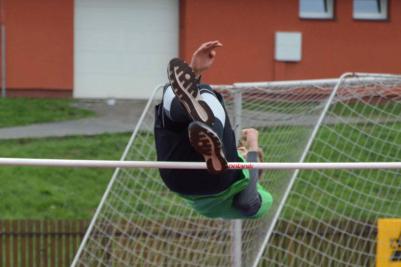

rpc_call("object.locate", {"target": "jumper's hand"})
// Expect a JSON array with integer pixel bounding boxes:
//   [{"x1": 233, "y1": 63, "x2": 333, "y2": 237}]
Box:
[
  {"x1": 190, "y1": 40, "x2": 223, "y2": 78},
  {"x1": 239, "y1": 128, "x2": 265, "y2": 179},
  {"x1": 241, "y1": 128, "x2": 259, "y2": 151}
]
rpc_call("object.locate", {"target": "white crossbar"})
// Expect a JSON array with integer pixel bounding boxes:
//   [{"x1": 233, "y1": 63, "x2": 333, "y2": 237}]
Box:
[{"x1": 1, "y1": 158, "x2": 401, "y2": 170}]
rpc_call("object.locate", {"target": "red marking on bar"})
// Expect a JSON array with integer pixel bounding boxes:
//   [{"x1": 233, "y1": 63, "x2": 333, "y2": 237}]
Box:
[{"x1": 228, "y1": 163, "x2": 254, "y2": 169}]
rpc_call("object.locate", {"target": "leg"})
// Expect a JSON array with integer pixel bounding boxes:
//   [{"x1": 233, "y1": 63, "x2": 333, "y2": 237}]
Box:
[
  {"x1": 162, "y1": 84, "x2": 226, "y2": 139},
  {"x1": 166, "y1": 58, "x2": 229, "y2": 173},
  {"x1": 172, "y1": 84, "x2": 228, "y2": 173},
  {"x1": 162, "y1": 85, "x2": 192, "y2": 123},
  {"x1": 233, "y1": 151, "x2": 262, "y2": 217},
  {"x1": 188, "y1": 121, "x2": 227, "y2": 174},
  {"x1": 167, "y1": 58, "x2": 215, "y2": 125}
]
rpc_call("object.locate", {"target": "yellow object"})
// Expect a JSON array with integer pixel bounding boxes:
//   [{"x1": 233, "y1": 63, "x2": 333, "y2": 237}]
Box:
[{"x1": 377, "y1": 219, "x2": 401, "y2": 266}]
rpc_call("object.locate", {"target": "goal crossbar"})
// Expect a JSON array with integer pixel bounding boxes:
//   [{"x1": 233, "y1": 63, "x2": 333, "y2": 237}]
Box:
[{"x1": 1, "y1": 157, "x2": 401, "y2": 170}]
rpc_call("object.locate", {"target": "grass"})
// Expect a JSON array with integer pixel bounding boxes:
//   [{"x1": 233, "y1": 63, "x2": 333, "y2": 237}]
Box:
[
  {"x1": 0, "y1": 96, "x2": 400, "y2": 220},
  {"x1": 0, "y1": 98, "x2": 95, "y2": 128},
  {"x1": 244, "y1": 99, "x2": 318, "y2": 114},
  {"x1": 330, "y1": 100, "x2": 401, "y2": 118},
  {"x1": 281, "y1": 121, "x2": 401, "y2": 221},
  {"x1": 1, "y1": 120, "x2": 400, "y2": 220},
  {"x1": 244, "y1": 98, "x2": 401, "y2": 118},
  {"x1": 0, "y1": 133, "x2": 131, "y2": 219}
]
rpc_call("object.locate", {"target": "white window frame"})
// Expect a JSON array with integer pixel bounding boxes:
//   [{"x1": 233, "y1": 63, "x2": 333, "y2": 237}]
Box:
[
  {"x1": 353, "y1": 0, "x2": 388, "y2": 20},
  {"x1": 299, "y1": 0, "x2": 334, "y2": 19}
]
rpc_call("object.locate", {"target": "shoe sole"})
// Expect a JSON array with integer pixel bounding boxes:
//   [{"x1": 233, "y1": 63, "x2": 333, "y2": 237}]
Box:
[
  {"x1": 168, "y1": 58, "x2": 214, "y2": 125},
  {"x1": 188, "y1": 122, "x2": 228, "y2": 174}
]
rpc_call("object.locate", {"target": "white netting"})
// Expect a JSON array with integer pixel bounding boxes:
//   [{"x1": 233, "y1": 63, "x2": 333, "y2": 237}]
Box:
[
  {"x1": 72, "y1": 74, "x2": 401, "y2": 267},
  {"x1": 259, "y1": 74, "x2": 401, "y2": 267}
]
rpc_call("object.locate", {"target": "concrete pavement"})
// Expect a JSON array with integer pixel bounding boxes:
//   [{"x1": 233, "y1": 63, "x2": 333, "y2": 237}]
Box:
[
  {"x1": 1, "y1": 98, "x2": 397, "y2": 140},
  {"x1": 0, "y1": 99, "x2": 148, "y2": 140}
]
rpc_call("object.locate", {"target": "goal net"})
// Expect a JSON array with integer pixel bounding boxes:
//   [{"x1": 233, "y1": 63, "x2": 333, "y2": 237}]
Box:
[{"x1": 71, "y1": 73, "x2": 401, "y2": 267}]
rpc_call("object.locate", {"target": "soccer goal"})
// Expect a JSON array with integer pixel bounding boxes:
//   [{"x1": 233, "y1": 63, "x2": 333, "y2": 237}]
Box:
[{"x1": 71, "y1": 73, "x2": 401, "y2": 267}]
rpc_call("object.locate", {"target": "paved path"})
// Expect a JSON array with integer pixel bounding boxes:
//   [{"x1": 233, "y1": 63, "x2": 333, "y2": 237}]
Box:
[
  {"x1": 1, "y1": 99, "x2": 398, "y2": 140},
  {"x1": 0, "y1": 99, "x2": 147, "y2": 140}
]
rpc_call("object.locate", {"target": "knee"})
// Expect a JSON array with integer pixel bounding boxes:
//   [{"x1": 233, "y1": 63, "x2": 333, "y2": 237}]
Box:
[{"x1": 233, "y1": 194, "x2": 262, "y2": 217}]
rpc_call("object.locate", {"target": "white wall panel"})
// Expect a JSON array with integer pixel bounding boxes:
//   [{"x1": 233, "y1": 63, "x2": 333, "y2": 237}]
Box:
[{"x1": 74, "y1": 0, "x2": 178, "y2": 98}]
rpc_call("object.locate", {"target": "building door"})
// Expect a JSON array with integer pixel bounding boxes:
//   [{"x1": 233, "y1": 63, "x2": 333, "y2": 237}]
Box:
[{"x1": 74, "y1": 0, "x2": 178, "y2": 99}]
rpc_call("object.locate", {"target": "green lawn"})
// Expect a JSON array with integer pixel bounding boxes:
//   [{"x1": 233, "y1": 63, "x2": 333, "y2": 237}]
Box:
[
  {"x1": 244, "y1": 98, "x2": 401, "y2": 117},
  {"x1": 0, "y1": 98, "x2": 94, "y2": 128},
  {"x1": 0, "y1": 133, "x2": 131, "y2": 219},
  {"x1": 0, "y1": 120, "x2": 400, "y2": 220},
  {"x1": 0, "y1": 96, "x2": 400, "y2": 220},
  {"x1": 281, "y1": 122, "x2": 401, "y2": 221}
]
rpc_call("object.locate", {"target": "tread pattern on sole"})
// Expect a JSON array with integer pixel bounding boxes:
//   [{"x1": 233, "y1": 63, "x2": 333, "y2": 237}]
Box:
[
  {"x1": 167, "y1": 58, "x2": 214, "y2": 125},
  {"x1": 188, "y1": 122, "x2": 227, "y2": 174}
]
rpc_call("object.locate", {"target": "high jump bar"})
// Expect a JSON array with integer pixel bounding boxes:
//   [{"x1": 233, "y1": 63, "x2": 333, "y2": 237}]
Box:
[{"x1": 0, "y1": 158, "x2": 401, "y2": 170}]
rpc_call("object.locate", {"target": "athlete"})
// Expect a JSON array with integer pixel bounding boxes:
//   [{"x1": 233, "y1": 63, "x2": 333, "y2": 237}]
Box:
[{"x1": 154, "y1": 41, "x2": 272, "y2": 219}]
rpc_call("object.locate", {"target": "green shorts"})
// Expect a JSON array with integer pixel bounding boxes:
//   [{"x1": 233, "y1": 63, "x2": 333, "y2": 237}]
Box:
[{"x1": 179, "y1": 161, "x2": 273, "y2": 219}]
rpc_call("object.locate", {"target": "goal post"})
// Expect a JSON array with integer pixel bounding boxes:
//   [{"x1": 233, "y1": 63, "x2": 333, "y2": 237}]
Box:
[
  {"x1": 258, "y1": 73, "x2": 401, "y2": 266},
  {"x1": 70, "y1": 73, "x2": 401, "y2": 267}
]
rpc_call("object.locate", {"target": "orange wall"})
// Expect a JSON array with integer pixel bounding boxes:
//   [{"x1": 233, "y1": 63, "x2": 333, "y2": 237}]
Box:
[
  {"x1": 180, "y1": 0, "x2": 401, "y2": 84},
  {"x1": 4, "y1": 0, "x2": 73, "y2": 91}
]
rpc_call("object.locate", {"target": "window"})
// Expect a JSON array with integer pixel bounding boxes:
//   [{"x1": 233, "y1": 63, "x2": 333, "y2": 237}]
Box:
[
  {"x1": 299, "y1": 0, "x2": 334, "y2": 19},
  {"x1": 353, "y1": 0, "x2": 388, "y2": 20}
]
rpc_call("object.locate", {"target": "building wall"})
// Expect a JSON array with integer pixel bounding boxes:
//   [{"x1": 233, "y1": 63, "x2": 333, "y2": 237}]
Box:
[
  {"x1": 4, "y1": 0, "x2": 73, "y2": 96},
  {"x1": 2, "y1": 1, "x2": 401, "y2": 97},
  {"x1": 180, "y1": 0, "x2": 401, "y2": 84}
]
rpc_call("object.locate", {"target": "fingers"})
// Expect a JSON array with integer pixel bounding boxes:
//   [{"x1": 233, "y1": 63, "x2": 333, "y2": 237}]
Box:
[
  {"x1": 241, "y1": 128, "x2": 259, "y2": 151},
  {"x1": 209, "y1": 50, "x2": 216, "y2": 58},
  {"x1": 195, "y1": 40, "x2": 223, "y2": 54},
  {"x1": 242, "y1": 128, "x2": 258, "y2": 136},
  {"x1": 207, "y1": 40, "x2": 223, "y2": 48},
  {"x1": 192, "y1": 41, "x2": 223, "y2": 62},
  {"x1": 206, "y1": 41, "x2": 223, "y2": 51},
  {"x1": 240, "y1": 129, "x2": 247, "y2": 138}
]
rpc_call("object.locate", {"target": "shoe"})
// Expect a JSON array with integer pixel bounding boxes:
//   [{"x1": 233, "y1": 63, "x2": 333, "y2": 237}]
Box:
[
  {"x1": 188, "y1": 121, "x2": 228, "y2": 174},
  {"x1": 167, "y1": 58, "x2": 214, "y2": 125}
]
